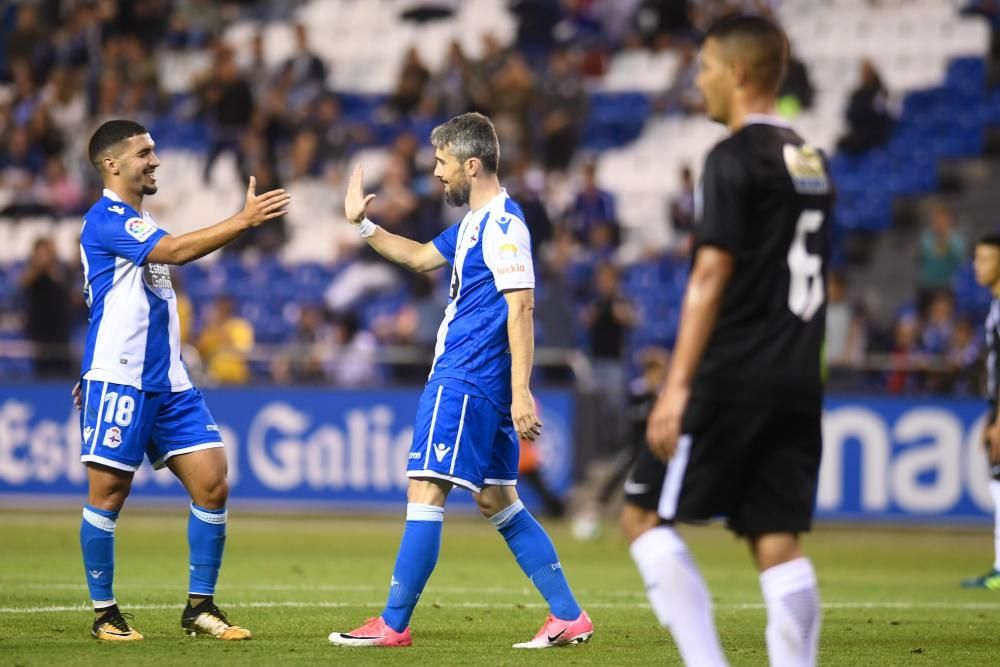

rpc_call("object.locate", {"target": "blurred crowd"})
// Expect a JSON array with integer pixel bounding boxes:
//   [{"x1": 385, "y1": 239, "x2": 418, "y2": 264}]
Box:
[{"x1": 0, "y1": 0, "x2": 991, "y2": 404}]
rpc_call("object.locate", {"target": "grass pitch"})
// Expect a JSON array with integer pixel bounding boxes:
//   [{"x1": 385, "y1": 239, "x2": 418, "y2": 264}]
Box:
[{"x1": 1, "y1": 508, "x2": 997, "y2": 665}]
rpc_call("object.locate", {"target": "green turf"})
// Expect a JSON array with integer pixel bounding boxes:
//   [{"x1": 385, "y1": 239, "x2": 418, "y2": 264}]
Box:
[{"x1": 1, "y1": 508, "x2": 997, "y2": 665}]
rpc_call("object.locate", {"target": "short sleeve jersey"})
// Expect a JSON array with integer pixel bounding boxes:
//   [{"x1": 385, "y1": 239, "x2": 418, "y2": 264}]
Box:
[
  {"x1": 429, "y1": 189, "x2": 535, "y2": 411},
  {"x1": 80, "y1": 188, "x2": 191, "y2": 392},
  {"x1": 692, "y1": 116, "x2": 833, "y2": 413}
]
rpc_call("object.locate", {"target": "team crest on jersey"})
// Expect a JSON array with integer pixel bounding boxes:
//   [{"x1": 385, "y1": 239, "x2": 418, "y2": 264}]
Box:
[
  {"x1": 125, "y1": 217, "x2": 158, "y2": 242},
  {"x1": 103, "y1": 426, "x2": 123, "y2": 448},
  {"x1": 143, "y1": 263, "x2": 174, "y2": 299},
  {"x1": 467, "y1": 223, "x2": 481, "y2": 247},
  {"x1": 783, "y1": 144, "x2": 830, "y2": 195}
]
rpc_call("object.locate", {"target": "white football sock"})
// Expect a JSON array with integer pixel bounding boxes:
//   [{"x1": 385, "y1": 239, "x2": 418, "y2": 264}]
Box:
[
  {"x1": 990, "y1": 480, "x2": 1000, "y2": 571},
  {"x1": 629, "y1": 526, "x2": 728, "y2": 667},
  {"x1": 759, "y1": 557, "x2": 820, "y2": 667}
]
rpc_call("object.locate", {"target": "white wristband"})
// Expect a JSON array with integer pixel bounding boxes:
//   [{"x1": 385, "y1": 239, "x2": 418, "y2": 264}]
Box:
[{"x1": 354, "y1": 217, "x2": 377, "y2": 238}]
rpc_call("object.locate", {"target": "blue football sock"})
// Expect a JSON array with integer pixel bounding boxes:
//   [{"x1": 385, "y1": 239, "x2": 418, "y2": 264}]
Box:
[
  {"x1": 381, "y1": 503, "x2": 444, "y2": 632},
  {"x1": 188, "y1": 504, "x2": 227, "y2": 596},
  {"x1": 80, "y1": 505, "x2": 118, "y2": 607},
  {"x1": 491, "y1": 500, "x2": 582, "y2": 620}
]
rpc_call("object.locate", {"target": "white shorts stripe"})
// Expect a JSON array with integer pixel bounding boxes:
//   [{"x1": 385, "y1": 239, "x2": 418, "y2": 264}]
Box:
[
  {"x1": 423, "y1": 385, "x2": 444, "y2": 470},
  {"x1": 151, "y1": 442, "x2": 224, "y2": 470},
  {"x1": 657, "y1": 434, "x2": 692, "y2": 520},
  {"x1": 407, "y1": 469, "x2": 481, "y2": 493},
  {"x1": 483, "y1": 478, "x2": 517, "y2": 486},
  {"x1": 79, "y1": 454, "x2": 138, "y2": 473},
  {"x1": 89, "y1": 381, "x2": 109, "y2": 456},
  {"x1": 449, "y1": 394, "x2": 470, "y2": 476}
]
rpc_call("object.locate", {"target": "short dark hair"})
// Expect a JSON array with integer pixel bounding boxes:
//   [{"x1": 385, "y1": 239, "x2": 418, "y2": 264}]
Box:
[
  {"x1": 430, "y1": 112, "x2": 500, "y2": 173},
  {"x1": 705, "y1": 14, "x2": 788, "y2": 93},
  {"x1": 88, "y1": 119, "x2": 149, "y2": 169},
  {"x1": 978, "y1": 233, "x2": 1000, "y2": 249}
]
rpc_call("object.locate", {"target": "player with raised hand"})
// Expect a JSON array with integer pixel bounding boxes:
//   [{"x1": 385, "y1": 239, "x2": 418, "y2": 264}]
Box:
[
  {"x1": 327, "y1": 112, "x2": 592, "y2": 649},
  {"x1": 625, "y1": 15, "x2": 832, "y2": 666},
  {"x1": 74, "y1": 119, "x2": 289, "y2": 641}
]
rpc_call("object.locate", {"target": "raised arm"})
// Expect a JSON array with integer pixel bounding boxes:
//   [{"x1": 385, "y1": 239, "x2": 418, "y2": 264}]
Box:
[
  {"x1": 505, "y1": 287, "x2": 542, "y2": 441},
  {"x1": 345, "y1": 164, "x2": 447, "y2": 273},
  {"x1": 146, "y1": 177, "x2": 290, "y2": 265}
]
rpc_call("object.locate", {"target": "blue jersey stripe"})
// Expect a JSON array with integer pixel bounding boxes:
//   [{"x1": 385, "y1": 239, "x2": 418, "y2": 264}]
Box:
[{"x1": 142, "y1": 288, "x2": 171, "y2": 386}]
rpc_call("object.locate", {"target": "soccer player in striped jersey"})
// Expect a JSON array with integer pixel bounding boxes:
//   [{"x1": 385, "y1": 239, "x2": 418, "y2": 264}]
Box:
[
  {"x1": 74, "y1": 119, "x2": 289, "y2": 640},
  {"x1": 327, "y1": 113, "x2": 592, "y2": 649},
  {"x1": 964, "y1": 235, "x2": 1000, "y2": 589}
]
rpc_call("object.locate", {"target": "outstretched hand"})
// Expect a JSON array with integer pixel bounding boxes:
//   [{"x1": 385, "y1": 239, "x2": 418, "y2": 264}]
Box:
[
  {"x1": 345, "y1": 164, "x2": 376, "y2": 224},
  {"x1": 241, "y1": 176, "x2": 291, "y2": 227}
]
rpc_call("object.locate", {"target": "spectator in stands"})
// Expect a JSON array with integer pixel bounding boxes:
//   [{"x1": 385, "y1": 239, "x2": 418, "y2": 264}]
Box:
[
  {"x1": 825, "y1": 271, "x2": 867, "y2": 368},
  {"x1": 200, "y1": 48, "x2": 254, "y2": 184},
  {"x1": 310, "y1": 92, "x2": 354, "y2": 167},
  {"x1": 34, "y1": 156, "x2": 86, "y2": 216},
  {"x1": 488, "y1": 51, "x2": 537, "y2": 156},
  {"x1": 920, "y1": 291, "x2": 957, "y2": 356},
  {"x1": 272, "y1": 304, "x2": 332, "y2": 384},
  {"x1": 778, "y1": 48, "x2": 814, "y2": 116},
  {"x1": 5, "y1": 4, "x2": 50, "y2": 81},
  {"x1": 387, "y1": 47, "x2": 431, "y2": 118},
  {"x1": 366, "y1": 155, "x2": 420, "y2": 233},
  {"x1": 507, "y1": 159, "x2": 554, "y2": 249},
  {"x1": 948, "y1": 317, "x2": 982, "y2": 396},
  {"x1": 581, "y1": 262, "x2": 636, "y2": 475},
  {"x1": 886, "y1": 312, "x2": 924, "y2": 395},
  {"x1": 426, "y1": 41, "x2": 473, "y2": 119},
  {"x1": 0, "y1": 125, "x2": 48, "y2": 217},
  {"x1": 328, "y1": 311, "x2": 379, "y2": 387},
  {"x1": 40, "y1": 68, "x2": 86, "y2": 150},
  {"x1": 669, "y1": 164, "x2": 696, "y2": 241},
  {"x1": 837, "y1": 58, "x2": 893, "y2": 155},
  {"x1": 20, "y1": 237, "x2": 73, "y2": 377},
  {"x1": 280, "y1": 23, "x2": 328, "y2": 109},
  {"x1": 661, "y1": 39, "x2": 703, "y2": 115},
  {"x1": 509, "y1": 0, "x2": 563, "y2": 62},
  {"x1": 634, "y1": 0, "x2": 694, "y2": 44},
  {"x1": 918, "y1": 201, "x2": 967, "y2": 308},
  {"x1": 196, "y1": 296, "x2": 254, "y2": 385},
  {"x1": 536, "y1": 47, "x2": 587, "y2": 171},
  {"x1": 567, "y1": 161, "x2": 618, "y2": 248}
]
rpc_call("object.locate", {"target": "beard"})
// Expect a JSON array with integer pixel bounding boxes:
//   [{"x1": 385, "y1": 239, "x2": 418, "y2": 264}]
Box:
[
  {"x1": 141, "y1": 183, "x2": 158, "y2": 195},
  {"x1": 443, "y1": 177, "x2": 471, "y2": 207}
]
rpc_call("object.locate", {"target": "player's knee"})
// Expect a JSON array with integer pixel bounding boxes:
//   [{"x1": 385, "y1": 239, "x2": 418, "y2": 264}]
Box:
[
  {"x1": 620, "y1": 504, "x2": 660, "y2": 544},
  {"x1": 196, "y1": 476, "x2": 229, "y2": 509}
]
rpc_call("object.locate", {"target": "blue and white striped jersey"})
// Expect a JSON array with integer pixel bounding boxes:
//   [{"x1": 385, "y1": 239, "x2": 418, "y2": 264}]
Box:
[
  {"x1": 80, "y1": 188, "x2": 192, "y2": 392},
  {"x1": 429, "y1": 189, "x2": 535, "y2": 411}
]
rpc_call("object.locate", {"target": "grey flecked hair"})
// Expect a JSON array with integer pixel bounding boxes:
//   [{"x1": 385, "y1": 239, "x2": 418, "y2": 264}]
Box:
[{"x1": 430, "y1": 112, "x2": 499, "y2": 173}]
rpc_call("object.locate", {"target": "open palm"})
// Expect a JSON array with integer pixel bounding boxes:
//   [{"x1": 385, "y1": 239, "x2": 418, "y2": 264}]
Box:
[{"x1": 345, "y1": 164, "x2": 376, "y2": 224}]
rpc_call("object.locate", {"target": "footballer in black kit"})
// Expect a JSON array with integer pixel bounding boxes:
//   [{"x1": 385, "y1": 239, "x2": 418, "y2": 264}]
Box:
[
  {"x1": 624, "y1": 15, "x2": 829, "y2": 666},
  {"x1": 624, "y1": 121, "x2": 832, "y2": 532}
]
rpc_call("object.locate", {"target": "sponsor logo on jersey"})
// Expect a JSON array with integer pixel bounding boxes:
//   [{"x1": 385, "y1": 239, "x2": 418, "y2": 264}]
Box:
[
  {"x1": 103, "y1": 426, "x2": 122, "y2": 448},
  {"x1": 783, "y1": 143, "x2": 830, "y2": 195},
  {"x1": 497, "y1": 215, "x2": 512, "y2": 234},
  {"x1": 206, "y1": 424, "x2": 220, "y2": 432},
  {"x1": 408, "y1": 451, "x2": 422, "y2": 460},
  {"x1": 142, "y1": 263, "x2": 174, "y2": 299},
  {"x1": 125, "y1": 216, "x2": 158, "y2": 242},
  {"x1": 108, "y1": 205, "x2": 125, "y2": 215},
  {"x1": 83, "y1": 426, "x2": 94, "y2": 443},
  {"x1": 499, "y1": 243, "x2": 518, "y2": 261},
  {"x1": 497, "y1": 264, "x2": 527, "y2": 275},
  {"x1": 433, "y1": 442, "x2": 451, "y2": 463}
]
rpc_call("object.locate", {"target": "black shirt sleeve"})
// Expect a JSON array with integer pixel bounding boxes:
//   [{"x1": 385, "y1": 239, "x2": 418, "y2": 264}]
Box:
[{"x1": 695, "y1": 143, "x2": 751, "y2": 253}]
